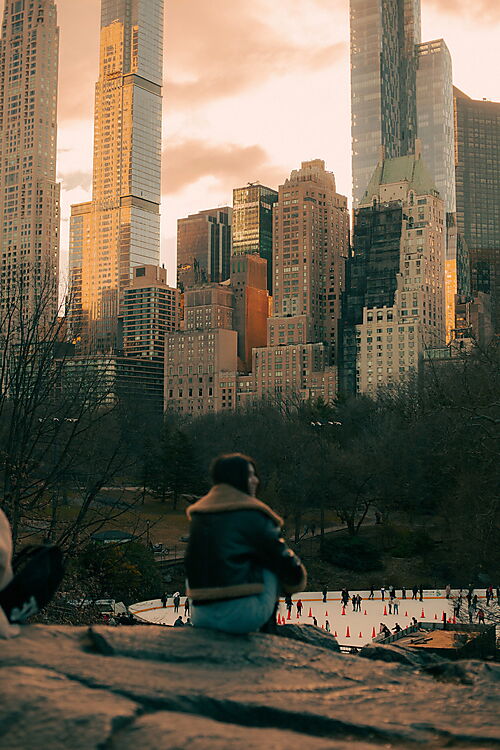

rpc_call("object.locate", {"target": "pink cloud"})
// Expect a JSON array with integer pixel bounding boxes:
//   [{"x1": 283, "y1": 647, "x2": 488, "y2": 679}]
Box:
[
  {"x1": 425, "y1": 0, "x2": 500, "y2": 22},
  {"x1": 166, "y1": 1, "x2": 345, "y2": 107},
  {"x1": 163, "y1": 140, "x2": 286, "y2": 196}
]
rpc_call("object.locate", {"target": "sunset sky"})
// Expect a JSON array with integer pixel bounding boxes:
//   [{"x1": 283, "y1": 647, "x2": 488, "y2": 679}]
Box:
[{"x1": 20, "y1": 0, "x2": 500, "y2": 285}]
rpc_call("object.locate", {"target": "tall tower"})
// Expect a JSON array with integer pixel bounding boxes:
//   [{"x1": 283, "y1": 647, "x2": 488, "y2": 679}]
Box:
[
  {"x1": 454, "y1": 88, "x2": 500, "y2": 333},
  {"x1": 350, "y1": 0, "x2": 420, "y2": 206},
  {"x1": 0, "y1": 0, "x2": 60, "y2": 320},
  {"x1": 416, "y1": 40, "x2": 455, "y2": 214},
  {"x1": 232, "y1": 183, "x2": 278, "y2": 294},
  {"x1": 252, "y1": 160, "x2": 349, "y2": 403},
  {"x1": 69, "y1": 0, "x2": 164, "y2": 351},
  {"x1": 270, "y1": 160, "x2": 349, "y2": 361}
]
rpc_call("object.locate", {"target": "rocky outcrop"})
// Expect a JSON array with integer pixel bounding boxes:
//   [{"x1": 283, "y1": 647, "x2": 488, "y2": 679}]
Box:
[{"x1": 1, "y1": 624, "x2": 499, "y2": 749}]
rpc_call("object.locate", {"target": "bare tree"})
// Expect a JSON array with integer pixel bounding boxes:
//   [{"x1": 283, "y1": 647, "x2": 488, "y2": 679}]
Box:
[{"x1": 0, "y1": 273, "x2": 141, "y2": 553}]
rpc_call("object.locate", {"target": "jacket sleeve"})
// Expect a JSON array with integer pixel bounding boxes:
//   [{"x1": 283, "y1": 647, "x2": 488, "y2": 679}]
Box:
[{"x1": 249, "y1": 514, "x2": 307, "y2": 594}]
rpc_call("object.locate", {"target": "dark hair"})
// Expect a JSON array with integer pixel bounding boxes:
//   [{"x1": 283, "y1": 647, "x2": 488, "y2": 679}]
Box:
[{"x1": 210, "y1": 453, "x2": 259, "y2": 494}]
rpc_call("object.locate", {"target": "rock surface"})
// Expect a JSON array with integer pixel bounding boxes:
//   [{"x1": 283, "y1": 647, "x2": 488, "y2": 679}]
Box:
[{"x1": 0, "y1": 624, "x2": 499, "y2": 749}]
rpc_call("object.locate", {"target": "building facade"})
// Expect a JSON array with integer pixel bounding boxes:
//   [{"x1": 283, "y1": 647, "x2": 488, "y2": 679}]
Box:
[
  {"x1": 164, "y1": 258, "x2": 271, "y2": 414},
  {"x1": 454, "y1": 87, "x2": 500, "y2": 332},
  {"x1": 350, "y1": 0, "x2": 420, "y2": 206},
  {"x1": 342, "y1": 151, "x2": 446, "y2": 396},
  {"x1": 69, "y1": 0, "x2": 164, "y2": 351},
  {"x1": 232, "y1": 183, "x2": 278, "y2": 293},
  {"x1": 0, "y1": 0, "x2": 60, "y2": 321},
  {"x1": 176, "y1": 207, "x2": 232, "y2": 291},
  {"x1": 164, "y1": 285, "x2": 238, "y2": 414},
  {"x1": 270, "y1": 160, "x2": 349, "y2": 363},
  {"x1": 251, "y1": 160, "x2": 349, "y2": 402},
  {"x1": 122, "y1": 264, "x2": 179, "y2": 361},
  {"x1": 416, "y1": 39, "x2": 455, "y2": 214},
  {"x1": 230, "y1": 254, "x2": 268, "y2": 372}
]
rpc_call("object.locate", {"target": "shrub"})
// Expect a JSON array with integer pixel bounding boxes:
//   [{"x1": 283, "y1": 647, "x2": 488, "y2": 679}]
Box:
[
  {"x1": 320, "y1": 536, "x2": 383, "y2": 572},
  {"x1": 383, "y1": 526, "x2": 434, "y2": 558}
]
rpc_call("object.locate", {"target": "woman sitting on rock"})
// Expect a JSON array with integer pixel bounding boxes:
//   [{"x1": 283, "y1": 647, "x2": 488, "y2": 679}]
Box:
[{"x1": 185, "y1": 453, "x2": 306, "y2": 634}]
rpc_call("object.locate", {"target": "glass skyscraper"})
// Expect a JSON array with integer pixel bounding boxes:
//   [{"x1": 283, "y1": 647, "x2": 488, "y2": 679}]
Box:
[
  {"x1": 454, "y1": 87, "x2": 500, "y2": 331},
  {"x1": 232, "y1": 183, "x2": 278, "y2": 293},
  {"x1": 177, "y1": 207, "x2": 232, "y2": 291},
  {"x1": 416, "y1": 40, "x2": 455, "y2": 214},
  {"x1": 69, "y1": 0, "x2": 164, "y2": 351},
  {"x1": 0, "y1": 0, "x2": 60, "y2": 320},
  {"x1": 350, "y1": 0, "x2": 420, "y2": 206}
]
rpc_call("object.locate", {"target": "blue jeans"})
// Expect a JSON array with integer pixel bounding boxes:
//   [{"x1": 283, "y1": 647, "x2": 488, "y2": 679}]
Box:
[{"x1": 190, "y1": 569, "x2": 279, "y2": 634}]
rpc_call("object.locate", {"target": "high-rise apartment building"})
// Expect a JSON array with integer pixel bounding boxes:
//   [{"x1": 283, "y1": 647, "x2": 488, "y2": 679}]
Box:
[
  {"x1": 177, "y1": 207, "x2": 232, "y2": 291},
  {"x1": 342, "y1": 151, "x2": 446, "y2": 396},
  {"x1": 232, "y1": 183, "x2": 278, "y2": 293},
  {"x1": 454, "y1": 87, "x2": 500, "y2": 332},
  {"x1": 416, "y1": 39, "x2": 455, "y2": 214},
  {"x1": 0, "y1": 0, "x2": 60, "y2": 320},
  {"x1": 252, "y1": 160, "x2": 349, "y2": 402},
  {"x1": 350, "y1": 0, "x2": 420, "y2": 206},
  {"x1": 122, "y1": 264, "x2": 179, "y2": 361},
  {"x1": 270, "y1": 160, "x2": 349, "y2": 361},
  {"x1": 69, "y1": 0, "x2": 164, "y2": 351}
]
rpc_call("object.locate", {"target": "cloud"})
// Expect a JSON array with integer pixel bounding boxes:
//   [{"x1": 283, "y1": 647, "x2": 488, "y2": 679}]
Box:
[
  {"x1": 163, "y1": 139, "x2": 286, "y2": 196},
  {"x1": 425, "y1": 0, "x2": 500, "y2": 22},
  {"x1": 165, "y1": 0, "x2": 345, "y2": 107},
  {"x1": 59, "y1": 170, "x2": 92, "y2": 192}
]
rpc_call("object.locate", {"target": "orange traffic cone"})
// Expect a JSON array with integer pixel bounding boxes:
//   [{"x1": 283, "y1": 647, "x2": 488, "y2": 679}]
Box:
[
  {"x1": 334, "y1": 630, "x2": 338, "y2": 637},
  {"x1": 371, "y1": 626, "x2": 376, "y2": 638},
  {"x1": 321, "y1": 624, "x2": 324, "y2": 629},
  {"x1": 383, "y1": 605, "x2": 387, "y2": 616},
  {"x1": 346, "y1": 626, "x2": 350, "y2": 638},
  {"x1": 405, "y1": 611, "x2": 408, "y2": 617},
  {"x1": 325, "y1": 610, "x2": 329, "y2": 617},
  {"x1": 308, "y1": 607, "x2": 313, "y2": 617},
  {"x1": 364, "y1": 609, "x2": 367, "y2": 615},
  {"x1": 341, "y1": 606, "x2": 346, "y2": 615},
  {"x1": 434, "y1": 613, "x2": 438, "y2": 620},
  {"x1": 359, "y1": 631, "x2": 363, "y2": 638},
  {"x1": 287, "y1": 608, "x2": 291, "y2": 620},
  {"x1": 421, "y1": 609, "x2": 425, "y2": 618}
]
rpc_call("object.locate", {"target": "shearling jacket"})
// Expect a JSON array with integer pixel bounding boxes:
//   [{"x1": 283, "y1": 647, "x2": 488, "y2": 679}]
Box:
[{"x1": 185, "y1": 483, "x2": 307, "y2": 603}]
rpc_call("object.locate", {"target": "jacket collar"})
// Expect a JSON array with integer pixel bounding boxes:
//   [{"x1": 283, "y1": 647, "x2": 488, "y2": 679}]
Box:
[{"x1": 186, "y1": 483, "x2": 283, "y2": 527}]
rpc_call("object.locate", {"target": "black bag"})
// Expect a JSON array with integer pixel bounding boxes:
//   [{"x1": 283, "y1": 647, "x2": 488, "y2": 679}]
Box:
[{"x1": 0, "y1": 544, "x2": 65, "y2": 623}]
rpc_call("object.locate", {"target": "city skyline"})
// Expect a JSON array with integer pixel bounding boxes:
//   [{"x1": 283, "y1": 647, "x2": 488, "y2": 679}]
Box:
[{"x1": 7, "y1": 0, "x2": 500, "y2": 288}]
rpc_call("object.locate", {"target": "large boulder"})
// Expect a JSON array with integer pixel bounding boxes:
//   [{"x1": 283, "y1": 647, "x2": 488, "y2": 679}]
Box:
[{"x1": 0, "y1": 624, "x2": 499, "y2": 749}]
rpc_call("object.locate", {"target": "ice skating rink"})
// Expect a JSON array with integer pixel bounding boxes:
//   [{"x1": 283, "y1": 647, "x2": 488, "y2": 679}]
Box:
[{"x1": 129, "y1": 589, "x2": 485, "y2": 646}]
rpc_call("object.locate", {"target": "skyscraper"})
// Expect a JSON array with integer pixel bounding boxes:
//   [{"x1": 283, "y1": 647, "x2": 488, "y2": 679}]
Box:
[
  {"x1": 69, "y1": 0, "x2": 164, "y2": 351},
  {"x1": 176, "y1": 207, "x2": 232, "y2": 291},
  {"x1": 270, "y1": 160, "x2": 349, "y2": 361},
  {"x1": 342, "y1": 150, "x2": 446, "y2": 396},
  {"x1": 0, "y1": 0, "x2": 60, "y2": 320},
  {"x1": 252, "y1": 160, "x2": 349, "y2": 402},
  {"x1": 350, "y1": 0, "x2": 420, "y2": 206},
  {"x1": 232, "y1": 183, "x2": 278, "y2": 293},
  {"x1": 416, "y1": 39, "x2": 455, "y2": 214},
  {"x1": 454, "y1": 87, "x2": 500, "y2": 332}
]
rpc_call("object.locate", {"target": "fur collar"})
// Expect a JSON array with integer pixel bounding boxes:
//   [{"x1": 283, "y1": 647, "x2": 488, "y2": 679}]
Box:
[{"x1": 186, "y1": 483, "x2": 284, "y2": 527}]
